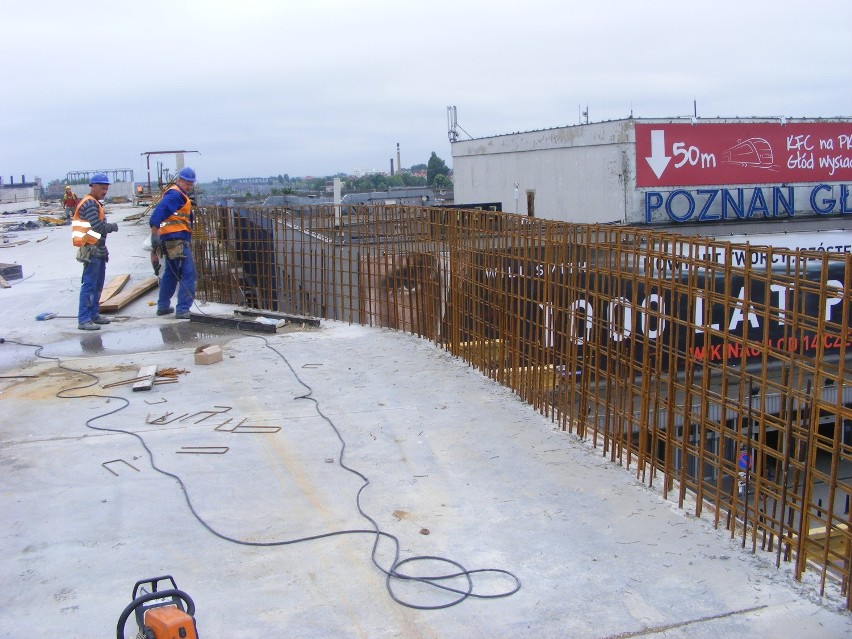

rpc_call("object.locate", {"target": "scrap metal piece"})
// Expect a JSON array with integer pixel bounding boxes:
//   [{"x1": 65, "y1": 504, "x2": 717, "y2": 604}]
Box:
[
  {"x1": 102, "y1": 459, "x2": 140, "y2": 476},
  {"x1": 180, "y1": 405, "x2": 233, "y2": 424},
  {"x1": 176, "y1": 446, "x2": 229, "y2": 455},
  {"x1": 146, "y1": 412, "x2": 189, "y2": 425}
]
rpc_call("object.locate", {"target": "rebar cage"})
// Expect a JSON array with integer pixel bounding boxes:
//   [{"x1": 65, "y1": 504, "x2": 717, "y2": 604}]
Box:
[{"x1": 194, "y1": 204, "x2": 852, "y2": 607}]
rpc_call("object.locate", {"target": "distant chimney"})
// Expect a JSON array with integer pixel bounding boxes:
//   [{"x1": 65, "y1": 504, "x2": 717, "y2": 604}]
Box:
[
  {"x1": 22, "y1": 175, "x2": 26, "y2": 184},
  {"x1": 390, "y1": 159, "x2": 394, "y2": 175},
  {"x1": 397, "y1": 143, "x2": 401, "y2": 173}
]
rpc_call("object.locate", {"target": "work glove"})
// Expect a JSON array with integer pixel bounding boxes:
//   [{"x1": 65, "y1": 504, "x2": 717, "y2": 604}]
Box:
[
  {"x1": 107, "y1": 223, "x2": 119, "y2": 233},
  {"x1": 151, "y1": 234, "x2": 161, "y2": 249}
]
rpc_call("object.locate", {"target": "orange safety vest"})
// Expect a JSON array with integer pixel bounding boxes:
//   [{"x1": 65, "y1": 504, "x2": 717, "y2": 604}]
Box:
[
  {"x1": 71, "y1": 195, "x2": 105, "y2": 247},
  {"x1": 157, "y1": 185, "x2": 192, "y2": 235}
]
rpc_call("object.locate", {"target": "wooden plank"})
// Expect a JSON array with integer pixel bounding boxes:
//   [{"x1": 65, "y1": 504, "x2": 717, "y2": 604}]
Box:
[
  {"x1": 189, "y1": 312, "x2": 278, "y2": 334},
  {"x1": 233, "y1": 308, "x2": 321, "y2": 327},
  {"x1": 99, "y1": 274, "x2": 130, "y2": 304},
  {"x1": 132, "y1": 365, "x2": 157, "y2": 392},
  {"x1": 0, "y1": 274, "x2": 9, "y2": 289},
  {"x1": 99, "y1": 276, "x2": 159, "y2": 312}
]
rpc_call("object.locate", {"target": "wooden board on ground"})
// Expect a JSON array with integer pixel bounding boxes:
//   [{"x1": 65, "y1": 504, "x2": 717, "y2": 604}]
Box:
[
  {"x1": 132, "y1": 365, "x2": 157, "y2": 392},
  {"x1": 189, "y1": 312, "x2": 278, "y2": 334},
  {"x1": 99, "y1": 276, "x2": 158, "y2": 313},
  {"x1": 0, "y1": 274, "x2": 9, "y2": 289},
  {"x1": 99, "y1": 274, "x2": 130, "y2": 304},
  {"x1": 233, "y1": 308, "x2": 321, "y2": 327}
]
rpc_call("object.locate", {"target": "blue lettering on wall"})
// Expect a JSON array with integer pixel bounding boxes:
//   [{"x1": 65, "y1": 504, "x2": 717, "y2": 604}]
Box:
[
  {"x1": 722, "y1": 189, "x2": 745, "y2": 220},
  {"x1": 645, "y1": 192, "x2": 663, "y2": 223},
  {"x1": 696, "y1": 190, "x2": 720, "y2": 221},
  {"x1": 666, "y1": 190, "x2": 694, "y2": 222},
  {"x1": 774, "y1": 188, "x2": 795, "y2": 217},
  {"x1": 811, "y1": 184, "x2": 834, "y2": 214},
  {"x1": 748, "y1": 189, "x2": 770, "y2": 218},
  {"x1": 644, "y1": 185, "x2": 852, "y2": 223}
]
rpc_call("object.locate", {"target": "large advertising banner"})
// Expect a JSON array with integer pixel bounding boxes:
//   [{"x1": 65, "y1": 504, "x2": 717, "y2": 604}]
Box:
[
  {"x1": 635, "y1": 122, "x2": 852, "y2": 188},
  {"x1": 458, "y1": 244, "x2": 850, "y2": 374}
]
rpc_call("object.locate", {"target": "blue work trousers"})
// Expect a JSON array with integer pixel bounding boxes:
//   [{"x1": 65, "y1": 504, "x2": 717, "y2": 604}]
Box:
[
  {"x1": 158, "y1": 243, "x2": 196, "y2": 314},
  {"x1": 78, "y1": 256, "x2": 106, "y2": 324}
]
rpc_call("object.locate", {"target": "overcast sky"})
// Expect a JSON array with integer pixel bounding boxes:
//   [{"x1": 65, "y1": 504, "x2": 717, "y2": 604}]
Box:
[{"x1": 2, "y1": 0, "x2": 850, "y2": 184}]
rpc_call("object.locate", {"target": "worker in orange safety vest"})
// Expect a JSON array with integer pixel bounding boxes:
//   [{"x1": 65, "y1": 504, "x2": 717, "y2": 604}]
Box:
[{"x1": 72, "y1": 173, "x2": 119, "y2": 331}]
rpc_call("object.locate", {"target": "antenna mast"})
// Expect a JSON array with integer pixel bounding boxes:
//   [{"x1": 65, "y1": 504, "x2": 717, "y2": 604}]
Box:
[{"x1": 447, "y1": 106, "x2": 459, "y2": 142}]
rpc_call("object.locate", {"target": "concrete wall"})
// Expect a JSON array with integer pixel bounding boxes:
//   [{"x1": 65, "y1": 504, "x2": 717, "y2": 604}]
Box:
[
  {"x1": 452, "y1": 120, "x2": 634, "y2": 223},
  {"x1": 65, "y1": 182, "x2": 135, "y2": 201},
  {"x1": 0, "y1": 186, "x2": 40, "y2": 213}
]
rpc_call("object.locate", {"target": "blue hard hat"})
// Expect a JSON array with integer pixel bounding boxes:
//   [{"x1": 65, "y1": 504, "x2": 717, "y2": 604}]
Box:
[
  {"x1": 89, "y1": 172, "x2": 110, "y2": 185},
  {"x1": 178, "y1": 167, "x2": 197, "y2": 183}
]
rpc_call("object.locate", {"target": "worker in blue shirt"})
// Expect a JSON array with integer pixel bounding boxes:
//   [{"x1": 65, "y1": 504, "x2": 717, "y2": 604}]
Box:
[{"x1": 149, "y1": 167, "x2": 197, "y2": 319}]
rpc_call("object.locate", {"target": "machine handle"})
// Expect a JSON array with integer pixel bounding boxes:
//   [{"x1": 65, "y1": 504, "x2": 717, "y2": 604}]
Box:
[{"x1": 116, "y1": 588, "x2": 196, "y2": 639}]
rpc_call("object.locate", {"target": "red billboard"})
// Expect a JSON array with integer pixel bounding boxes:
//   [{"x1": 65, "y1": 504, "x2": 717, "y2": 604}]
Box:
[{"x1": 635, "y1": 122, "x2": 852, "y2": 188}]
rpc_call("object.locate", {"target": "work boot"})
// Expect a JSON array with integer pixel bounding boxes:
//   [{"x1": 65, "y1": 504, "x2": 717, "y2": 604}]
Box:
[
  {"x1": 78, "y1": 321, "x2": 101, "y2": 331},
  {"x1": 174, "y1": 311, "x2": 191, "y2": 320},
  {"x1": 156, "y1": 307, "x2": 175, "y2": 316},
  {"x1": 92, "y1": 315, "x2": 111, "y2": 325}
]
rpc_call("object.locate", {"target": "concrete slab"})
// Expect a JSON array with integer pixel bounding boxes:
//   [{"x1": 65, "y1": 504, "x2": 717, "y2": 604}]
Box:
[{"x1": 1, "y1": 206, "x2": 850, "y2": 638}]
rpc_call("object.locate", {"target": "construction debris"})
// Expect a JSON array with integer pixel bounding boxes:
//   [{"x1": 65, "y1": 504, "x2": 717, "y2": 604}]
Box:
[
  {"x1": 234, "y1": 308, "x2": 321, "y2": 327},
  {"x1": 99, "y1": 274, "x2": 130, "y2": 304},
  {"x1": 99, "y1": 276, "x2": 158, "y2": 313},
  {"x1": 132, "y1": 365, "x2": 157, "y2": 392},
  {"x1": 37, "y1": 216, "x2": 66, "y2": 226},
  {"x1": 189, "y1": 312, "x2": 278, "y2": 334},
  {"x1": 156, "y1": 367, "x2": 189, "y2": 378},
  {"x1": 102, "y1": 366, "x2": 188, "y2": 390},
  {"x1": 0, "y1": 263, "x2": 23, "y2": 281}
]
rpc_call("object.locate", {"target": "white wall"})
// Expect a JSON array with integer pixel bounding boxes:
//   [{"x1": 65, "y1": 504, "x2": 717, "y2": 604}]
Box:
[
  {"x1": 66, "y1": 182, "x2": 135, "y2": 201},
  {"x1": 0, "y1": 186, "x2": 40, "y2": 213},
  {"x1": 452, "y1": 120, "x2": 634, "y2": 223}
]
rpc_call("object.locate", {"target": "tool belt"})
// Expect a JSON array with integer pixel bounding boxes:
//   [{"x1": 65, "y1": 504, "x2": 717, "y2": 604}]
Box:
[
  {"x1": 163, "y1": 239, "x2": 186, "y2": 260},
  {"x1": 76, "y1": 245, "x2": 108, "y2": 263}
]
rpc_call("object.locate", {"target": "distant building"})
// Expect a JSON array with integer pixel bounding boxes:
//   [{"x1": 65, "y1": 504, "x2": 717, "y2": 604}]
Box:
[
  {"x1": 451, "y1": 117, "x2": 852, "y2": 237},
  {"x1": 263, "y1": 186, "x2": 452, "y2": 209},
  {"x1": 0, "y1": 175, "x2": 41, "y2": 212}
]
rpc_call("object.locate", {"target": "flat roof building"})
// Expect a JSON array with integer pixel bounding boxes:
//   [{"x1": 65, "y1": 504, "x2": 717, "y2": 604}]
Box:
[{"x1": 451, "y1": 117, "x2": 852, "y2": 237}]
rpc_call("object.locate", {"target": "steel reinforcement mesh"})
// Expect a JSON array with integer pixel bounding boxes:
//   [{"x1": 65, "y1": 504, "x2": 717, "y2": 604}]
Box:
[{"x1": 194, "y1": 204, "x2": 852, "y2": 607}]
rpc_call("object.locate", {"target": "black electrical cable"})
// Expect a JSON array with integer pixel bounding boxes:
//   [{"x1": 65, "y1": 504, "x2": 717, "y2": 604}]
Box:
[{"x1": 4, "y1": 327, "x2": 521, "y2": 610}]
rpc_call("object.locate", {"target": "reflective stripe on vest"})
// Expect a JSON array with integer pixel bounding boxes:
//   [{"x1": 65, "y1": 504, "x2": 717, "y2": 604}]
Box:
[
  {"x1": 71, "y1": 195, "x2": 104, "y2": 247},
  {"x1": 158, "y1": 185, "x2": 192, "y2": 235}
]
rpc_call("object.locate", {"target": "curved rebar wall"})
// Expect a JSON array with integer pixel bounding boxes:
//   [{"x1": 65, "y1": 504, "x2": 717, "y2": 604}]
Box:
[{"x1": 194, "y1": 204, "x2": 852, "y2": 608}]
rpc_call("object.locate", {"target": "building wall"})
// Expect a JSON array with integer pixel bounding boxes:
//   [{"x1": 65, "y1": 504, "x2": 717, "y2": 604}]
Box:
[
  {"x1": 0, "y1": 186, "x2": 40, "y2": 213},
  {"x1": 452, "y1": 120, "x2": 632, "y2": 223},
  {"x1": 66, "y1": 182, "x2": 135, "y2": 201},
  {"x1": 452, "y1": 117, "x2": 852, "y2": 231}
]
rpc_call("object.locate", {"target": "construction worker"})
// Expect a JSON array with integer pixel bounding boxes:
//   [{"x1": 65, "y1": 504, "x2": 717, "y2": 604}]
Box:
[
  {"x1": 61, "y1": 186, "x2": 79, "y2": 222},
  {"x1": 150, "y1": 167, "x2": 197, "y2": 319},
  {"x1": 72, "y1": 173, "x2": 118, "y2": 331}
]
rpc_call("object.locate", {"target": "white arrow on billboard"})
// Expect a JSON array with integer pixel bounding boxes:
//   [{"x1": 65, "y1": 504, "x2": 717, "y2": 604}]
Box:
[{"x1": 645, "y1": 129, "x2": 671, "y2": 179}]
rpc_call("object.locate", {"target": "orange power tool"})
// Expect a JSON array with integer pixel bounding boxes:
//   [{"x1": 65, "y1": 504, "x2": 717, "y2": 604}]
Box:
[{"x1": 117, "y1": 576, "x2": 198, "y2": 639}]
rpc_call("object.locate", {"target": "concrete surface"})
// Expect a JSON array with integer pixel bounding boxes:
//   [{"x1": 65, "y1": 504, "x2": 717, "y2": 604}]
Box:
[{"x1": 1, "y1": 205, "x2": 851, "y2": 638}]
